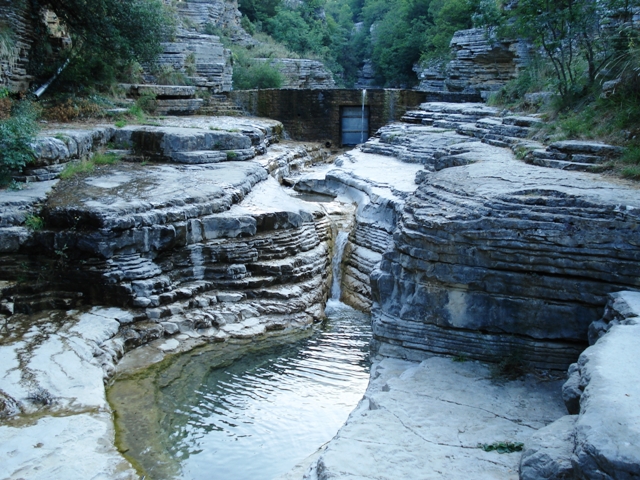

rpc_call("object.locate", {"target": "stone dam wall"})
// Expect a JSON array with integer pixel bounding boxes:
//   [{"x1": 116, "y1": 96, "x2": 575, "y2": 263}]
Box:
[{"x1": 230, "y1": 89, "x2": 430, "y2": 147}]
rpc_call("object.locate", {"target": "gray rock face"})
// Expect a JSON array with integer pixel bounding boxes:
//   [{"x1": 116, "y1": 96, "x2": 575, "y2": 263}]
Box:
[
  {"x1": 1, "y1": 116, "x2": 334, "y2": 356},
  {"x1": 294, "y1": 150, "x2": 423, "y2": 312},
  {"x1": 400, "y1": 102, "x2": 620, "y2": 173},
  {"x1": 362, "y1": 112, "x2": 640, "y2": 371},
  {"x1": 0, "y1": 1, "x2": 34, "y2": 92},
  {"x1": 294, "y1": 104, "x2": 640, "y2": 371},
  {"x1": 155, "y1": 31, "x2": 233, "y2": 93},
  {"x1": 519, "y1": 415, "x2": 577, "y2": 480},
  {"x1": 175, "y1": 0, "x2": 254, "y2": 46},
  {"x1": 355, "y1": 59, "x2": 376, "y2": 89},
  {"x1": 416, "y1": 28, "x2": 530, "y2": 99},
  {"x1": 373, "y1": 158, "x2": 640, "y2": 368},
  {"x1": 260, "y1": 58, "x2": 336, "y2": 90}
]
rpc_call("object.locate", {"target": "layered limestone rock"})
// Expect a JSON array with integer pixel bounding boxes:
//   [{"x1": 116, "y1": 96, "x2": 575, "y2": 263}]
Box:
[
  {"x1": 296, "y1": 102, "x2": 640, "y2": 371},
  {"x1": 0, "y1": 0, "x2": 35, "y2": 92},
  {"x1": 260, "y1": 58, "x2": 336, "y2": 90},
  {"x1": 371, "y1": 138, "x2": 640, "y2": 370},
  {"x1": 295, "y1": 150, "x2": 423, "y2": 312},
  {"x1": 520, "y1": 291, "x2": 640, "y2": 480},
  {"x1": 175, "y1": 0, "x2": 254, "y2": 46},
  {"x1": 1, "y1": 117, "x2": 333, "y2": 345},
  {"x1": 355, "y1": 59, "x2": 376, "y2": 89},
  {"x1": 416, "y1": 28, "x2": 530, "y2": 99},
  {"x1": 0, "y1": 115, "x2": 336, "y2": 478},
  {"x1": 153, "y1": 30, "x2": 233, "y2": 93}
]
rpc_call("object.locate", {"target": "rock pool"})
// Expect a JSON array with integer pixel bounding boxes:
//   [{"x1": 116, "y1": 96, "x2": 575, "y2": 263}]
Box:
[{"x1": 108, "y1": 301, "x2": 371, "y2": 479}]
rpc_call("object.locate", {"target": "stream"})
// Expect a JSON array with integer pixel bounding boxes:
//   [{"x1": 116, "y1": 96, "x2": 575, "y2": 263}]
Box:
[{"x1": 108, "y1": 300, "x2": 371, "y2": 479}]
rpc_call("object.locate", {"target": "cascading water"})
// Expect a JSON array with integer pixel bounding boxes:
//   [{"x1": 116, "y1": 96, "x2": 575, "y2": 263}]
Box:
[
  {"x1": 361, "y1": 89, "x2": 367, "y2": 144},
  {"x1": 109, "y1": 226, "x2": 371, "y2": 480},
  {"x1": 331, "y1": 230, "x2": 349, "y2": 300}
]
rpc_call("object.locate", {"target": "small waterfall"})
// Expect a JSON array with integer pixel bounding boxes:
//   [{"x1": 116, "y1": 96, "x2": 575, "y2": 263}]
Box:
[
  {"x1": 331, "y1": 231, "x2": 349, "y2": 300},
  {"x1": 361, "y1": 89, "x2": 367, "y2": 144}
]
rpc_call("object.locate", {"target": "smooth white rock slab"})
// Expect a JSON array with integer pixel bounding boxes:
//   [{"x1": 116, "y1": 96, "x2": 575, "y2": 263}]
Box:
[
  {"x1": 304, "y1": 357, "x2": 565, "y2": 480},
  {"x1": 0, "y1": 412, "x2": 136, "y2": 480},
  {"x1": 0, "y1": 308, "x2": 137, "y2": 479}
]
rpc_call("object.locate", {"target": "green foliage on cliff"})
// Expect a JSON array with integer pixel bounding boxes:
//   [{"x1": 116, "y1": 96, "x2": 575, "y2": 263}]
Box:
[
  {"x1": 0, "y1": 23, "x2": 18, "y2": 68},
  {"x1": 29, "y1": 0, "x2": 175, "y2": 88},
  {"x1": 232, "y1": 47, "x2": 284, "y2": 89},
  {"x1": 365, "y1": 0, "x2": 475, "y2": 86},
  {"x1": 237, "y1": 0, "x2": 478, "y2": 87},
  {"x1": 504, "y1": 0, "x2": 638, "y2": 102}
]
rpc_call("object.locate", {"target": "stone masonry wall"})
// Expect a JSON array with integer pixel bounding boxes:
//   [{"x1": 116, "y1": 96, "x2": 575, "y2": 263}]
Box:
[{"x1": 230, "y1": 89, "x2": 430, "y2": 146}]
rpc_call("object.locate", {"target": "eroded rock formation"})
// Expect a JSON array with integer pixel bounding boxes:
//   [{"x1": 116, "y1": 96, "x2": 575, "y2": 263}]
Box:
[
  {"x1": 266, "y1": 58, "x2": 336, "y2": 90},
  {"x1": 297, "y1": 102, "x2": 640, "y2": 372},
  {"x1": 0, "y1": 115, "x2": 340, "y2": 478},
  {"x1": 1, "y1": 117, "x2": 334, "y2": 351},
  {"x1": 416, "y1": 28, "x2": 530, "y2": 99},
  {"x1": 521, "y1": 291, "x2": 640, "y2": 480}
]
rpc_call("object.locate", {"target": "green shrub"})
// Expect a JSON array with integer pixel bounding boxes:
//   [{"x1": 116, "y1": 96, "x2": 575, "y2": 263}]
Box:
[
  {"x1": 93, "y1": 152, "x2": 121, "y2": 165},
  {"x1": 154, "y1": 65, "x2": 190, "y2": 86},
  {"x1": 0, "y1": 24, "x2": 17, "y2": 69},
  {"x1": 0, "y1": 101, "x2": 40, "y2": 185},
  {"x1": 59, "y1": 160, "x2": 95, "y2": 179},
  {"x1": 232, "y1": 49, "x2": 283, "y2": 90},
  {"x1": 479, "y1": 442, "x2": 524, "y2": 454},
  {"x1": 24, "y1": 214, "x2": 45, "y2": 231},
  {"x1": 135, "y1": 93, "x2": 158, "y2": 115}
]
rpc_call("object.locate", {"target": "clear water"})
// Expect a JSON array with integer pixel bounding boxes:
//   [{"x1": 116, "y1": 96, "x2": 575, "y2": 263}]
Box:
[{"x1": 110, "y1": 301, "x2": 371, "y2": 480}]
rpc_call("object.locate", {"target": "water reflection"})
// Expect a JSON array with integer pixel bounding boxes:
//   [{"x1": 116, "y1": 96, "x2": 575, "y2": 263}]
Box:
[{"x1": 110, "y1": 301, "x2": 370, "y2": 480}]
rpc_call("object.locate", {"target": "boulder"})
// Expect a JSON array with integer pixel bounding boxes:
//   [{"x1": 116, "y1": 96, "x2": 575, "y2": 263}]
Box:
[
  {"x1": 519, "y1": 415, "x2": 577, "y2": 480},
  {"x1": 521, "y1": 291, "x2": 640, "y2": 480}
]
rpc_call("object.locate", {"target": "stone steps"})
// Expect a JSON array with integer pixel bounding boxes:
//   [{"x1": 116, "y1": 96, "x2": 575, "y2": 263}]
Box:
[
  {"x1": 198, "y1": 94, "x2": 245, "y2": 116},
  {"x1": 398, "y1": 102, "x2": 622, "y2": 173},
  {"x1": 525, "y1": 140, "x2": 623, "y2": 172}
]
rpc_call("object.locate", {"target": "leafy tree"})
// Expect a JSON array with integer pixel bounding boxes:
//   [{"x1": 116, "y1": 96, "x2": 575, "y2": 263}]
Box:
[
  {"x1": 502, "y1": 0, "x2": 640, "y2": 101},
  {"x1": 239, "y1": 0, "x2": 282, "y2": 24},
  {"x1": 28, "y1": 0, "x2": 174, "y2": 87},
  {"x1": 0, "y1": 100, "x2": 39, "y2": 183},
  {"x1": 423, "y1": 0, "x2": 475, "y2": 60},
  {"x1": 232, "y1": 49, "x2": 284, "y2": 89}
]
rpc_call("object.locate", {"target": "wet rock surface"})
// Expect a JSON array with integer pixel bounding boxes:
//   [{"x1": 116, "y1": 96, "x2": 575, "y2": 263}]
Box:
[
  {"x1": 0, "y1": 307, "x2": 138, "y2": 479},
  {"x1": 295, "y1": 150, "x2": 423, "y2": 312}
]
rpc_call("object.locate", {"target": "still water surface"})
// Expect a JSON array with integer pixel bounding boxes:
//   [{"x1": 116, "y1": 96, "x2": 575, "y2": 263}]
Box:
[{"x1": 110, "y1": 301, "x2": 371, "y2": 480}]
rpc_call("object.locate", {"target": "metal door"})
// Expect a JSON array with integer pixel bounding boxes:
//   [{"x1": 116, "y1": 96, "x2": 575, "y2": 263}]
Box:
[{"x1": 341, "y1": 106, "x2": 369, "y2": 146}]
